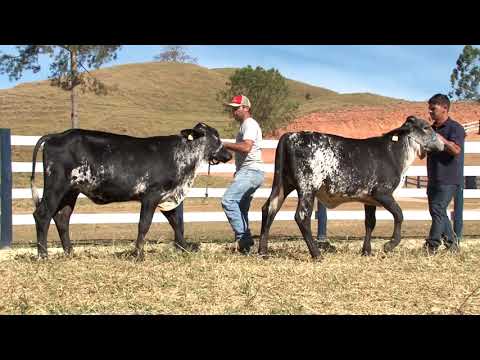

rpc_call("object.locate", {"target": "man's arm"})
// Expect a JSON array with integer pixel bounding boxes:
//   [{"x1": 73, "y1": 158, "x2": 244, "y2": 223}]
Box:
[
  {"x1": 437, "y1": 134, "x2": 461, "y2": 156},
  {"x1": 223, "y1": 140, "x2": 253, "y2": 154}
]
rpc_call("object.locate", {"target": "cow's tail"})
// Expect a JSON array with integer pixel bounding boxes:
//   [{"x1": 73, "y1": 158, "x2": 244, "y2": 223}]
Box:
[
  {"x1": 31, "y1": 134, "x2": 52, "y2": 209},
  {"x1": 271, "y1": 133, "x2": 290, "y2": 192}
]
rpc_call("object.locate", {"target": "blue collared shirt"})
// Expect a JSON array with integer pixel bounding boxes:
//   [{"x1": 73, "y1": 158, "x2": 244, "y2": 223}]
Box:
[{"x1": 427, "y1": 117, "x2": 466, "y2": 185}]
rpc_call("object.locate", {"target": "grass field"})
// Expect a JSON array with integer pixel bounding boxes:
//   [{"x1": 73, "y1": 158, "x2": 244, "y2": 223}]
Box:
[
  {"x1": 3, "y1": 211, "x2": 480, "y2": 315},
  {"x1": 1, "y1": 238, "x2": 479, "y2": 314}
]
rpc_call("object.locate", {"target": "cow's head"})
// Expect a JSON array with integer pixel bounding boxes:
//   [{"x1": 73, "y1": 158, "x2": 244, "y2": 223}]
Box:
[
  {"x1": 181, "y1": 123, "x2": 232, "y2": 163},
  {"x1": 391, "y1": 116, "x2": 444, "y2": 157}
]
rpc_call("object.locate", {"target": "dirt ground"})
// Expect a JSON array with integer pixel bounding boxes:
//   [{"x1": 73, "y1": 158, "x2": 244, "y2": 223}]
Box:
[{"x1": 271, "y1": 102, "x2": 480, "y2": 139}]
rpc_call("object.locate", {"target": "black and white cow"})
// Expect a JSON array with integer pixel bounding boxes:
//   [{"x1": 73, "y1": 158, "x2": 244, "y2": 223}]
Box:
[
  {"x1": 30, "y1": 122, "x2": 232, "y2": 260},
  {"x1": 259, "y1": 116, "x2": 444, "y2": 259}
]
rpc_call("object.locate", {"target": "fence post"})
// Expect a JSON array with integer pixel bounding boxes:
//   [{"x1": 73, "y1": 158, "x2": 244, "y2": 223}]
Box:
[{"x1": 0, "y1": 129, "x2": 13, "y2": 249}]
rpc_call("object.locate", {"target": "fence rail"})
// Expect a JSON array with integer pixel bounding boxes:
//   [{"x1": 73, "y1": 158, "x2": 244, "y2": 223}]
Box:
[
  {"x1": 464, "y1": 120, "x2": 480, "y2": 134},
  {"x1": 10, "y1": 210, "x2": 480, "y2": 226},
  {"x1": 11, "y1": 187, "x2": 480, "y2": 200},
  {"x1": 12, "y1": 162, "x2": 480, "y2": 177}
]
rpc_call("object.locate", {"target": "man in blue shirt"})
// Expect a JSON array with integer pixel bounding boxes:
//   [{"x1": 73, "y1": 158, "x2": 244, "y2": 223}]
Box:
[{"x1": 424, "y1": 94, "x2": 466, "y2": 254}]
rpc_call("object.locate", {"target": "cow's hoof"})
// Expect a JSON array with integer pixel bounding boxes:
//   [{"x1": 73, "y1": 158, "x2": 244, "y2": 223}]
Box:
[
  {"x1": 64, "y1": 248, "x2": 74, "y2": 257},
  {"x1": 185, "y1": 242, "x2": 200, "y2": 252},
  {"x1": 258, "y1": 250, "x2": 268, "y2": 256},
  {"x1": 317, "y1": 241, "x2": 337, "y2": 253},
  {"x1": 37, "y1": 254, "x2": 48, "y2": 261},
  {"x1": 311, "y1": 255, "x2": 323, "y2": 262},
  {"x1": 383, "y1": 241, "x2": 397, "y2": 253},
  {"x1": 361, "y1": 249, "x2": 372, "y2": 256},
  {"x1": 257, "y1": 249, "x2": 269, "y2": 259},
  {"x1": 175, "y1": 242, "x2": 200, "y2": 252},
  {"x1": 128, "y1": 249, "x2": 145, "y2": 262}
]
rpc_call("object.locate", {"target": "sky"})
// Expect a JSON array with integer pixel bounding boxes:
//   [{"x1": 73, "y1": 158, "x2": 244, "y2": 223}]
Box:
[{"x1": 0, "y1": 45, "x2": 469, "y2": 101}]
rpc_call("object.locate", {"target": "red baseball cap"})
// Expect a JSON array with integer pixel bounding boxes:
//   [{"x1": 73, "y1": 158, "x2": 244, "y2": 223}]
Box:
[{"x1": 226, "y1": 95, "x2": 251, "y2": 108}]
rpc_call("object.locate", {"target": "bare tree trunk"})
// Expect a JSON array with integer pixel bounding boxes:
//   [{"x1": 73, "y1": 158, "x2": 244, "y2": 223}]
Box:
[{"x1": 70, "y1": 48, "x2": 79, "y2": 128}]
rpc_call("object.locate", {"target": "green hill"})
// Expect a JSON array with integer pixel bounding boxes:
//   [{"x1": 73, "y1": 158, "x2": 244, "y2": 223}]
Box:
[{"x1": 0, "y1": 61, "x2": 408, "y2": 138}]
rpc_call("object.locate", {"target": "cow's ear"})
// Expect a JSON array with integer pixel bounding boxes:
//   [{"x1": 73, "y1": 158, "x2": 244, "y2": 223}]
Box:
[
  {"x1": 383, "y1": 117, "x2": 413, "y2": 137},
  {"x1": 181, "y1": 129, "x2": 204, "y2": 141},
  {"x1": 396, "y1": 124, "x2": 411, "y2": 133},
  {"x1": 396, "y1": 117, "x2": 415, "y2": 133},
  {"x1": 193, "y1": 122, "x2": 208, "y2": 136}
]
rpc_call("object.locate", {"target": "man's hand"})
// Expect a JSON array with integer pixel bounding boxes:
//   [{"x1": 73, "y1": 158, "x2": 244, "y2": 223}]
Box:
[
  {"x1": 223, "y1": 140, "x2": 253, "y2": 154},
  {"x1": 437, "y1": 134, "x2": 461, "y2": 156},
  {"x1": 437, "y1": 134, "x2": 448, "y2": 144}
]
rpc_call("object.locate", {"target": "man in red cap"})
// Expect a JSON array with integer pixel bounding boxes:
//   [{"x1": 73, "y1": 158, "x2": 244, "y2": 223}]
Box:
[{"x1": 222, "y1": 95, "x2": 265, "y2": 254}]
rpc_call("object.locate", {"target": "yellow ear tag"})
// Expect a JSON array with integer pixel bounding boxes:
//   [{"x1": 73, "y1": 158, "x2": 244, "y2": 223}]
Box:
[
  {"x1": 392, "y1": 135, "x2": 398, "y2": 142},
  {"x1": 187, "y1": 134, "x2": 194, "y2": 141}
]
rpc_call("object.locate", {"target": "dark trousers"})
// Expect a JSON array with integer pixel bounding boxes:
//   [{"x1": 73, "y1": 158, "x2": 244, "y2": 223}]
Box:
[
  {"x1": 427, "y1": 184, "x2": 457, "y2": 248},
  {"x1": 177, "y1": 202, "x2": 184, "y2": 233},
  {"x1": 317, "y1": 201, "x2": 327, "y2": 241},
  {"x1": 453, "y1": 184, "x2": 463, "y2": 241}
]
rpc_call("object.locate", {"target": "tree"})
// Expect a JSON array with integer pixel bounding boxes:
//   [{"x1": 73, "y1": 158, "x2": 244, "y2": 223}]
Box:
[
  {"x1": 217, "y1": 66, "x2": 299, "y2": 135},
  {"x1": 0, "y1": 45, "x2": 121, "y2": 128},
  {"x1": 449, "y1": 45, "x2": 480, "y2": 101},
  {"x1": 154, "y1": 46, "x2": 198, "y2": 64}
]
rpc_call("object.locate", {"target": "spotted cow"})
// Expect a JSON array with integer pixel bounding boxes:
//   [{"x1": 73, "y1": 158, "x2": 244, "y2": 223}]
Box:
[
  {"x1": 31, "y1": 123, "x2": 232, "y2": 260},
  {"x1": 259, "y1": 116, "x2": 445, "y2": 259}
]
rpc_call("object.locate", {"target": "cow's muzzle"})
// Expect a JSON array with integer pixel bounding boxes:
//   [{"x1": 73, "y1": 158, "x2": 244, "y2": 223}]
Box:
[{"x1": 210, "y1": 147, "x2": 232, "y2": 164}]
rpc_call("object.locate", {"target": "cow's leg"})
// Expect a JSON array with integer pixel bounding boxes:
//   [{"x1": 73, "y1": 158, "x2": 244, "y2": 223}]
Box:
[
  {"x1": 132, "y1": 198, "x2": 158, "y2": 261},
  {"x1": 33, "y1": 184, "x2": 69, "y2": 259},
  {"x1": 161, "y1": 205, "x2": 199, "y2": 252},
  {"x1": 362, "y1": 205, "x2": 376, "y2": 256},
  {"x1": 258, "y1": 182, "x2": 294, "y2": 256},
  {"x1": 372, "y1": 193, "x2": 404, "y2": 252},
  {"x1": 52, "y1": 191, "x2": 79, "y2": 256},
  {"x1": 295, "y1": 191, "x2": 321, "y2": 259}
]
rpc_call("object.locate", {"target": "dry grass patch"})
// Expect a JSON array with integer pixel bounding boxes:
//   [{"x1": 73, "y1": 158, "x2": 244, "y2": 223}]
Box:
[{"x1": 1, "y1": 238, "x2": 479, "y2": 315}]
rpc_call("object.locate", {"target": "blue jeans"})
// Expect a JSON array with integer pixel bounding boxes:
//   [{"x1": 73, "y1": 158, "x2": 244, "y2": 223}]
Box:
[
  {"x1": 221, "y1": 168, "x2": 264, "y2": 244},
  {"x1": 427, "y1": 184, "x2": 458, "y2": 248}
]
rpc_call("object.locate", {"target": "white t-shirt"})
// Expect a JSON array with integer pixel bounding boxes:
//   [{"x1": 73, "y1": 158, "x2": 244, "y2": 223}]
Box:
[{"x1": 235, "y1": 117, "x2": 263, "y2": 172}]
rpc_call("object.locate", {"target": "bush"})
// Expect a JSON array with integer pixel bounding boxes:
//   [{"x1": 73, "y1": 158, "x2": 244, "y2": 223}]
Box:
[{"x1": 217, "y1": 66, "x2": 299, "y2": 135}]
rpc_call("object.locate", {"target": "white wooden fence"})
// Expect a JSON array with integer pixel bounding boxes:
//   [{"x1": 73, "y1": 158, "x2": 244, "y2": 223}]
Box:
[
  {"x1": 10, "y1": 135, "x2": 480, "y2": 225},
  {"x1": 464, "y1": 120, "x2": 480, "y2": 134}
]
